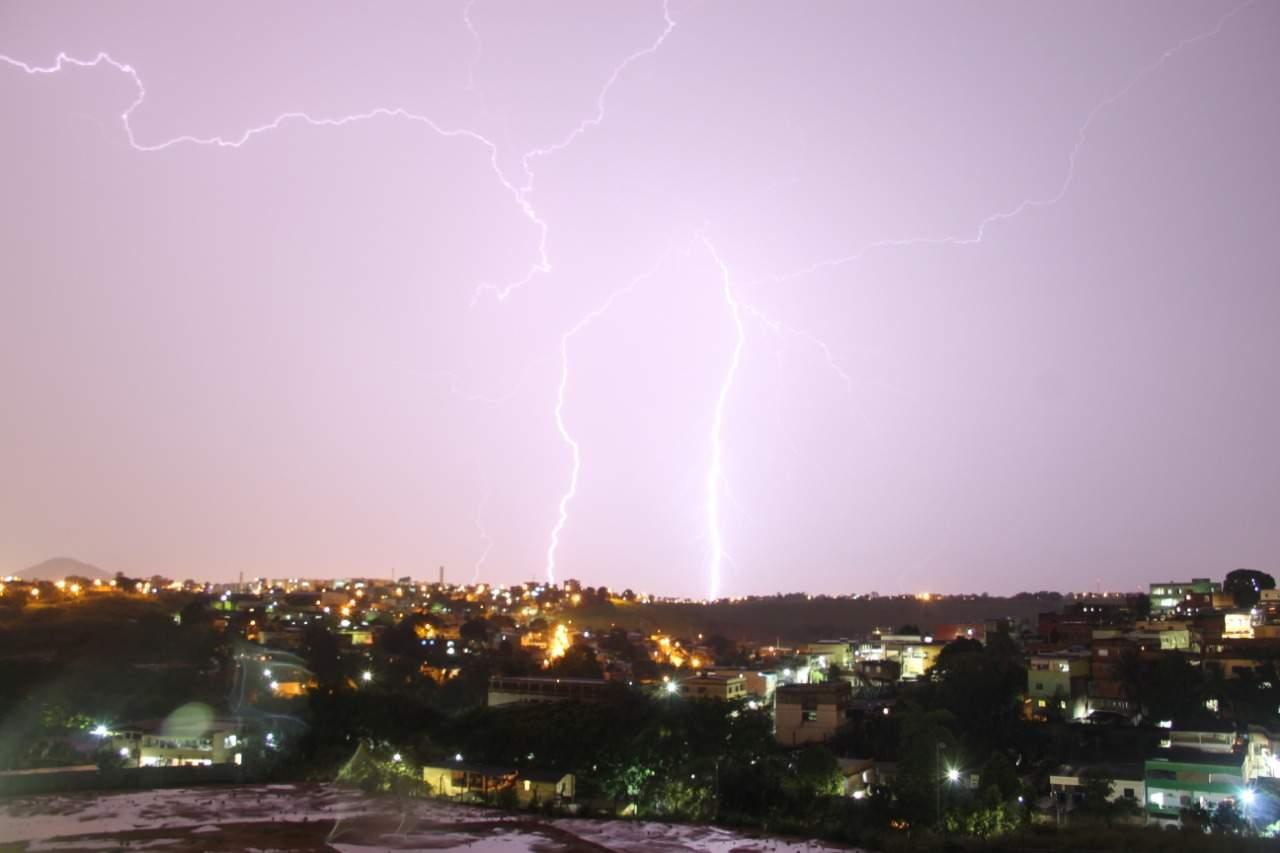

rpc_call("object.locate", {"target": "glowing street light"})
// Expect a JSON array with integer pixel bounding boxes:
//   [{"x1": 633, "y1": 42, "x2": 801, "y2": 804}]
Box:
[
  {"x1": 92, "y1": 724, "x2": 109, "y2": 737},
  {"x1": 946, "y1": 768, "x2": 961, "y2": 783},
  {"x1": 361, "y1": 670, "x2": 373, "y2": 683},
  {"x1": 392, "y1": 753, "x2": 402, "y2": 762}
]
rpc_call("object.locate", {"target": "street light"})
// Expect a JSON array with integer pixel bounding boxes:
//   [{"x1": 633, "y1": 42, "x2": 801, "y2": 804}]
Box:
[{"x1": 946, "y1": 768, "x2": 961, "y2": 784}]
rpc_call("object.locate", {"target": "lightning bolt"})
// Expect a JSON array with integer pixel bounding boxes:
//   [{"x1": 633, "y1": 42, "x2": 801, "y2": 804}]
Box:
[
  {"x1": 461, "y1": 0, "x2": 484, "y2": 92},
  {"x1": 471, "y1": 0, "x2": 678, "y2": 304},
  {"x1": 473, "y1": 489, "x2": 494, "y2": 583},
  {"x1": 766, "y1": 0, "x2": 1255, "y2": 286},
  {"x1": 738, "y1": 301, "x2": 854, "y2": 394},
  {"x1": 700, "y1": 236, "x2": 746, "y2": 601},
  {"x1": 516, "y1": 0, "x2": 676, "y2": 188},
  {"x1": 0, "y1": 0, "x2": 677, "y2": 307},
  {"x1": 543, "y1": 249, "x2": 674, "y2": 583}
]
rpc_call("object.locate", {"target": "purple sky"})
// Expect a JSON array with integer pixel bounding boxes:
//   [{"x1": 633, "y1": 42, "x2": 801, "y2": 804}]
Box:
[{"x1": 1, "y1": 1, "x2": 1277, "y2": 597}]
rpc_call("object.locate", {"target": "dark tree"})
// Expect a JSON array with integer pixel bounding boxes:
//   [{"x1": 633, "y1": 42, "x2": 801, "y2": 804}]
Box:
[
  {"x1": 550, "y1": 644, "x2": 604, "y2": 679},
  {"x1": 459, "y1": 618, "x2": 490, "y2": 646},
  {"x1": 978, "y1": 751, "x2": 1020, "y2": 800},
  {"x1": 1224, "y1": 568, "x2": 1275, "y2": 608}
]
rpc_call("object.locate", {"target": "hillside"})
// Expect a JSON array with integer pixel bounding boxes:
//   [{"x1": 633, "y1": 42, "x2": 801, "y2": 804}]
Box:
[
  {"x1": 14, "y1": 556, "x2": 111, "y2": 581},
  {"x1": 573, "y1": 594, "x2": 1061, "y2": 644}
]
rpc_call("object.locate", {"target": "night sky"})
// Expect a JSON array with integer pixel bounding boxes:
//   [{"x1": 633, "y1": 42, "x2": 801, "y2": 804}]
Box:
[{"x1": 2, "y1": 1, "x2": 1277, "y2": 597}]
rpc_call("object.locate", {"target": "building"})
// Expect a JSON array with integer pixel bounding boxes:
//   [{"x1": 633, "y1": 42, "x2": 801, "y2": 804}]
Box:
[
  {"x1": 1133, "y1": 621, "x2": 1194, "y2": 651},
  {"x1": 1087, "y1": 637, "x2": 1140, "y2": 716},
  {"x1": 1162, "y1": 721, "x2": 1238, "y2": 754},
  {"x1": 110, "y1": 719, "x2": 243, "y2": 767},
  {"x1": 421, "y1": 761, "x2": 575, "y2": 805},
  {"x1": 775, "y1": 682, "x2": 851, "y2": 745},
  {"x1": 855, "y1": 634, "x2": 945, "y2": 681},
  {"x1": 1145, "y1": 749, "x2": 1246, "y2": 823},
  {"x1": 801, "y1": 640, "x2": 855, "y2": 670},
  {"x1": 487, "y1": 675, "x2": 613, "y2": 706},
  {"x1": 1223, "y1": 611, "x2": 1257, "y2": 640},
  {"x1": 1245, "y1": 725, "x2": 1280, "y2": 780},
  {"x1": 1149, "y1": 579, "x2": 1222, "y2": 617},
  {"x1": 1049, "y1": 763, "x2": 1145, "y2": 807},
  {"x1": 703, "y1": 667, "x2": 777, "y2": 703},
  {"x1": 1026, "y1": 650, "x2": 1090, "y2": 720},
  {"x1": 679, "y1": 673, "x2": 747, "y2": 701},
  {"x1": 836, "y1": 757, "x2": 878, "y2": 798}
]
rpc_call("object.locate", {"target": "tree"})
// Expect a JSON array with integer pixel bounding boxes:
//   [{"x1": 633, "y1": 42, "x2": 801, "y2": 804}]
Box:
[
  {"x1": 1143, "y1": 653, "x2": 1204, "y2": 723},
  {"x1": 1211, "y1": 799, "x2": 1247, "y2": 835},
  {"x1": 978, "y1": 751, "x2": 1019, "y2": 800},
  {"x1": 932, "y1": 638, "x2": 984, "y2": 678},
  {"x1": 795, "y1": 744, "x2": 842, "y2": 796},
  {"x1": 1224, "y1": 569, "x2": 1275, "y2": 608},
  {"x1": 892, "y1": 707, "x2": 957, "y2": 827},
  {"x1": 549, "y1": 644, "x2": 603, "y2": 679},
  {"x1": 1078, "y1": 767, "x2": 1117, "y2": 823},
  {"x1": 178, "y1": 597, "x2": 212, "y2": 627},
  {"x1": 459, "y1": 618, "x2": 490, "y2": 647}
]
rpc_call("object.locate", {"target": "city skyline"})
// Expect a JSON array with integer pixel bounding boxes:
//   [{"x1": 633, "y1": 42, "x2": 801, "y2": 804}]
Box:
[{"x1": 2, "y1": 1, "x2": 1278, "y2": 597}]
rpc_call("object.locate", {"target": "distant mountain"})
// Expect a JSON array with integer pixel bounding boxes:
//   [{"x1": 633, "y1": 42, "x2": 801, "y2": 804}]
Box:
[{"x1": 15, "y1": 557, "x2": 111, "y2": 581}]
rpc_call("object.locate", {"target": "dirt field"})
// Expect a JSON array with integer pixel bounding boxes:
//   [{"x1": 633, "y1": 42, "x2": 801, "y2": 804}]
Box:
[{"x1": 0, "y1": 783, "x2": 858, "y2": 852}]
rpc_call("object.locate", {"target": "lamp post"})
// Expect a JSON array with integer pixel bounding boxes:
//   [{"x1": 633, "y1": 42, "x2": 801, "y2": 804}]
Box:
[{"x1": 935, "y1": 741, "x2": 947, "y2": 828}]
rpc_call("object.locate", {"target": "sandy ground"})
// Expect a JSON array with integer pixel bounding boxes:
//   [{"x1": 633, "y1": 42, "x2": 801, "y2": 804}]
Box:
[{"x1": 0, "y1": 784, "x2": 859, "y2": 852}]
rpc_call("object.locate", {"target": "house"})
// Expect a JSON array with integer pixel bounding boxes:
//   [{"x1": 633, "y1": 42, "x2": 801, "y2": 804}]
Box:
[
  {"x1": 1087, "y1": 637, "x2": 1140, "y2": 716},
  {"x1": 1161, "y1": 720, "x2": 1238, "y2": 753},
  {"x1": 1145, "y1": 748, "x2": 1246, "y2": 823},
  {"x1": 800, "y1": 640, "x2": 855, "y2": 670},
  {"x1": 421, "y1": 761, "x2": 574, "y2": 805},
  {"x1": 836, "y1": 757, "x2": 878, "y2": 798},
  {"x1": 679, "y1": 673, "x2": 747, "y2": 701},
  {"x1": 1026, "y1": 650, "x2": 1090, "y2": 720},
  {"x1": 775, "y1": 681, "x2": 851, "y2": 745},
  {"x1": 110, "y1": 719, "x2": 244, "y2": 767},
  {"x1": 1244, "y1": 725, "x2": 1280, "y2": 780},
  {"x1": 1223, "y1": 611, "x2": 1257, "y2": 640},
  {"x1": 422, "y1": 762, "x2": 515, "y2": 799},
  {"x1": 487, "y1": 675, "x2": 613, "y2": 706},
  {"x1": 1149, "y1": 579, "x2": 1221, "y2": 617},
  {"x1": 1049, "y1": 763, "x2": 1145, "y2": 807},
  {"x1": 702, "y1": 667, "x2": 777, "y2": 703},
  {"x1": 855, "y1": 634, "x2": 945, "y2": 681}
]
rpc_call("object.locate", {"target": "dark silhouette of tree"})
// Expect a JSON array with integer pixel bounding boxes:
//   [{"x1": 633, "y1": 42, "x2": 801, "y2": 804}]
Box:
[
  {"x1": 979, "y1": 751, "x2": 1020, "y2": 800},
  {"x1": 459, "y1": 618, "x2": 490, "y2": 647},
  {"x1": 1224, "y1": 568, "x2": 1275, "y2": 608},
  {"x1": 549, "y1": 644, "x2": 604, "y2": 679}
]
